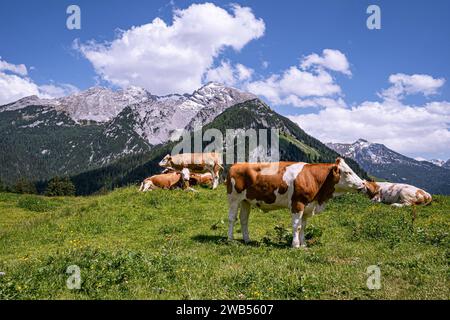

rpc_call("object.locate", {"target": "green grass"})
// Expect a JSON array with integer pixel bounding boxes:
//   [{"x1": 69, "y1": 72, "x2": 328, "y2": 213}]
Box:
[
  {"x1": 0, "y1": 186, "x2": 448, "y2": 300},
  {"x1": 280, "y1": 134, "x2": 320, "y2": 158}
]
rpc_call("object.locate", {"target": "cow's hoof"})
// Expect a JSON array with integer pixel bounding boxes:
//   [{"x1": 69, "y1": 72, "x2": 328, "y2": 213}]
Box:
[
  {"x1": 243, "y1": 238, "x2": 251, "y2": 244},
  {"x1": 292, "y1": 241, "x2": 300, "y2": 248}
]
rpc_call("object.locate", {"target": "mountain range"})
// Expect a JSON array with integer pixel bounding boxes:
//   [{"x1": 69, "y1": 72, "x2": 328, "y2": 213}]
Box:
[
  {"x1": 327, "y1": 139, "x2": 450, "y2": 194},
  {"x1": 0, "y1": 82, "x2": 255, "y2": 184},
  {"x1": 1, "y1": 83, "x2": 447, "y2": 195},
  {"x1": 69, "y1": 98, "x2": 366, "y2": 195}
]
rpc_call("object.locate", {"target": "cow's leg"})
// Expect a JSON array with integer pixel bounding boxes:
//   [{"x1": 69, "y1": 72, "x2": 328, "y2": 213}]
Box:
[
  {"x1": 227, "y1": 199, "x2": 239, "y2": 241},
  {"x1": 210, "y1": 169, "x2": 220, "y2": 189},
  {"x1": 211, "y1": 163, "x2": 221, "y2": 189},
  {"x1": 299, "y1": 218, "x2": 308, "y2": 247},
  {"x1": 391, "y1": 203, "x2": 406, "y2": 208},
  {"x1": 291, "y1": 202, "x2": 305, "y2": 248},
  {"x1": 291, "y1": 212, "x2": 304, "y2": 248},
  {"x1": 239, "y1": 201, "x2": 251, "y2": 243},
  {"x1": 142, "y1": 182, "x2": 150, "y2": 192}
]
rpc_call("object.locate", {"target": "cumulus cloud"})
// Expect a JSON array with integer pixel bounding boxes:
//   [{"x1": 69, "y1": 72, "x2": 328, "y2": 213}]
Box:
[
  {"x1": 288, "y1": 74, "x2": 450, "y2": 159},
  {"x1": 245, "y1": 50, "x2": 350, "y2": 107},
  {"x1": 0, "y1": 72, "x2": 40, "y2": 105},
  {"x1": 76, "y1": 3, "x2": 265, "y2": 95},
  {"x1": 300, "y1": 49, "x2": 351, "y2": 76},
  {"x1": 380, "y1": 73, "x2": 445, "y2": 100},
  {"x1": 205, "y1": 61, "x2": 254, "y2": 86},
  {"x1": 0, "y1": 57, "x2": 28, "y2": 76},
  {"x1": 39, "y1": 83, "x2": 79, "y2": 98},
  {"x1": 0, "y1": 58, "x2": 78, "y2": 105}
]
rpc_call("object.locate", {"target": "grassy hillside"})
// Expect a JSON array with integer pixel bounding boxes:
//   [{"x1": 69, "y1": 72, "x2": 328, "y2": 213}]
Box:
[
  {"x1": 0, "y1": 187, "x2": 448, "y2": 300},
  {"x1": 0, "y1": 105, "x2": 151, "y2": 185}
]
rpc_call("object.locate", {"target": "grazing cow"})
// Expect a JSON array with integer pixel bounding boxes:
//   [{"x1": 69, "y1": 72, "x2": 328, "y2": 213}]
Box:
[
  {"x1": 363, "y1": 180, "x2": 432, "y2": 207},
  {"x1": 226, "y1": 158, "x2": 366, "y2": 248},
  {"x1": 159, "y1": 152, "x2": 223, "y2": 189},
  {"x1": 189, "y1": 172, "x2": 213, "y2": 187},
  {"x1": 139, "y1": 168, "x2": 190, "y2": 192}
]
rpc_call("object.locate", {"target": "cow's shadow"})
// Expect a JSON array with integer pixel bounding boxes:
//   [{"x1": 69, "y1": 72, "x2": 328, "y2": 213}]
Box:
[{"x1": 191, "y1": 234, "x2": 289, "y2": 248}]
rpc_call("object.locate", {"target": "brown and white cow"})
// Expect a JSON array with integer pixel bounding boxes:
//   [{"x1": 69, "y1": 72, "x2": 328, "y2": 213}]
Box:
[
  {"x1": 363, "y1": 180, "x2": 432, "y2": 207},
  {"x1": 189, "y1": 172, "x2": 213, "y2": 187},
  {"x1": 139, "y1": 168, "x2": 190, "y2": 192},
  {"x1": 226, "y1": 158, "x2": 366, "y2": 248},
  {"x1": 159, "y1": 152, "x2": 223, "y2": 189}
]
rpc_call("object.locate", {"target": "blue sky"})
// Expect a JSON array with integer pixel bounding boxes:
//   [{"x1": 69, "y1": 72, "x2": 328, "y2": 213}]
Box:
[{"x1": 1, "y1": 0, "x2": 449, "y2": 159}]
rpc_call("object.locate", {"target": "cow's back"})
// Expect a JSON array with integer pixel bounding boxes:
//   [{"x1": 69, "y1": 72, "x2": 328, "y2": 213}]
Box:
[
  {"x1": 378, "y1": 182, "x2": 432, "y2": 205},
  {"x1": 150, "y1": 172, "x2": 180, "y2": 188}
]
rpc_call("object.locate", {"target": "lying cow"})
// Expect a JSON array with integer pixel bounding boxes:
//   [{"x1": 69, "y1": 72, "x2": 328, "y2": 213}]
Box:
[
  {"x1": 227, "y1": 158, "x2": 366, "y2": 248},
  {"x1": 139, "y1": 168, "x2": 190, "y2": 192},
  {"x1": 159, "y1": 152, "x2": 223, "y2": 189},
  {"x1": 363, "y1": 180, "x2": 432, "y2": 207},
  {"x1": 189, "y1": 172, "x2": 213, "y2": 187}
]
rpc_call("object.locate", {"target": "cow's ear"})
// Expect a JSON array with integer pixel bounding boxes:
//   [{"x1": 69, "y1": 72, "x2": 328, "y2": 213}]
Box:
[
  {"x1": 335, "y1": 157, "x2": 342, "y2": 165},
  {"x1": 332, "y1": 164, "x2": 340, "y2": 175}
]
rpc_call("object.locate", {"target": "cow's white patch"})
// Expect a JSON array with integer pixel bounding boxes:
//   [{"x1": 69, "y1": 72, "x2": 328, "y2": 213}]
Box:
[
  {"x1": 282, "y1": 163, "x2": 306, "y2": 185},
  {"x1": 283, "y1": 162, "x2": 306, "y2": 211},
  {"x1": 375, "y1": 182, "x2": 431, "y2": 206},
  {"x1": 181, "y1": 168, "x2": 190, "y2": 181}
]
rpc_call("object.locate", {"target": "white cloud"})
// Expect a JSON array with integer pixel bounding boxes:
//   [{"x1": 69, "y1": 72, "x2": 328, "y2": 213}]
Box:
[
  {"x1": 205, "y1": 61, "x2": 254, "y2": 86},
  {"x1": 380, "y1": 73, "x2": 445, "y2": 100},
  {"x1": 39, "y1": 83, "x2": 80, "y2": 98},
  {"x1": 205, "y1": 61, "x2": 236, "y2": 86},
  {"x1": 0, "y1": 57, "x2": 28, "y2": 76},
  {"x1": 76, "y1": 3, "x2": 265, "y2": 95},
  {"x1": 300, "y1": 49, "x2": 351, "y2": 76},
  {"x1": 245, "y1": 49, "x2": 350, "y2": 108},
  {"x1": 0, "y1": 58, "x2": 78, "y2": 105},
  {"x1": 236, "y1": 63, "x2": 253, "y2": 81},
  {"x1": 0, "y1": 72, "x2": 40, "y2": 105},
  {"x1": 246, "y1": 67, "x2": 342, "y2": 107},
  {"x1": 288, "y1": 75, "x2": 450, "y2": 159}
]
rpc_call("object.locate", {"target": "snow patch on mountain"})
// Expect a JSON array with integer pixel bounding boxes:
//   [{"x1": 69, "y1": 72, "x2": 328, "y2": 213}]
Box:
[
  {"x1": 327, "y1": 138, "x2": 423, "y2": 166},
  {"x1": 1, "y1": 82, "x2": 256, "y2": 146}
]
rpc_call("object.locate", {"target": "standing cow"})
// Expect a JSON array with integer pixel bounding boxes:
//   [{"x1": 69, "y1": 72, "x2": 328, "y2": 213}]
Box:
[
  {"x1": 363, "y1": 180, "x2": 432, "y2": 207},
  {"x1": 226, "y1": 158, "x2": 366, "y2": 248},
  {"x1": 159, "y1": 152, "x2": 223, "y2": 189}
]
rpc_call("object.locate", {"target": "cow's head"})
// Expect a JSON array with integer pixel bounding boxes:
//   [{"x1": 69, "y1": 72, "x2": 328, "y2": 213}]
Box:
[
  {"x1": 159, "y1": 154, "x2": 172, "y2": 168},
  {"x1": 180, "y1": 168, "x2": 191, "y2": 190},
  {"x1": 334, "y1": 158, "x2": 366, "y2": 193},
  {"x1": 180, "y1": 168, "x2": 190, "y2": 181},
  {"x1": 363, "y1": 180, "x2": 381, "y2": 201}
]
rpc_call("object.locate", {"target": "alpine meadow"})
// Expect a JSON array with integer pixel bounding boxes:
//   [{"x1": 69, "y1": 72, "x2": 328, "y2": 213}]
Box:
[{"x1": 0, "y1": 187, "x2": 449, "y2": 299}]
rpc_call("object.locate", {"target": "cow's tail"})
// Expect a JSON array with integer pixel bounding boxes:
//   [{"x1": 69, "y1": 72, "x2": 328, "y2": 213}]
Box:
[{"x1": 139, "y1": 182, "x2": 144, "y2": 192}]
